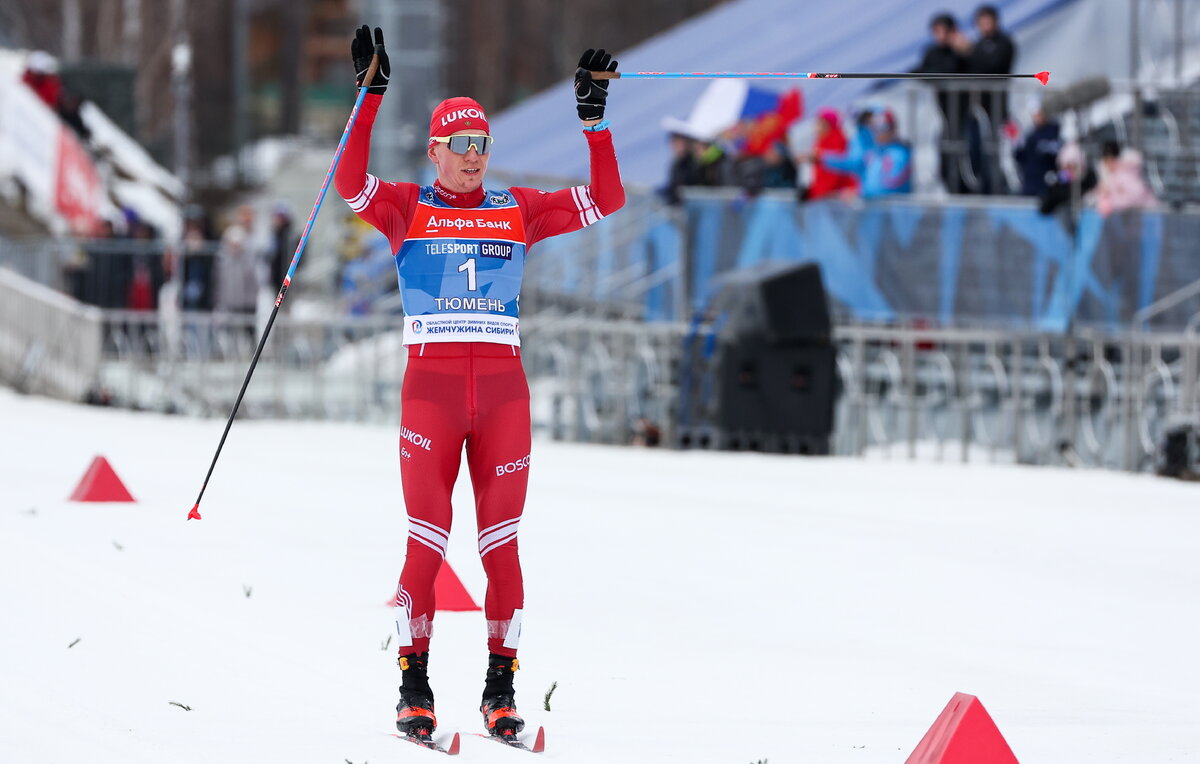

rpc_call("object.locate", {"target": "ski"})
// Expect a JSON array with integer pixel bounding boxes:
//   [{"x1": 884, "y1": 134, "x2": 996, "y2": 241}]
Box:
[
  {"x1": 466, "y1": 726, "x2": 545, "y2": 753},
  {"x1": 390, "y1": 731, "x2": 461, "y2": 755}
]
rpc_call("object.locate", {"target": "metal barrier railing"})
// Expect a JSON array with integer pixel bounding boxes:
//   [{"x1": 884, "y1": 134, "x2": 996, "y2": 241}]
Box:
[
  {"x1": 0, "y1": 267, "x2": 104, "y2": 400},
  {"x1": 62, "y1": 305, "x2": 1198, "y2": 473},
  {"x1": 832, "y1": 324, "x2": 1200, "y2": 471},
  {"x1": 5, "y1": 259, "x2": 1197, "y2": 472}
]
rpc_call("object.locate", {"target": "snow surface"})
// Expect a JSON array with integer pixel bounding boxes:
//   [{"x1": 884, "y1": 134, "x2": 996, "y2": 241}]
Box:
[{"x1": 1, "y1": 387, "x2": 1198, "y2": 763}]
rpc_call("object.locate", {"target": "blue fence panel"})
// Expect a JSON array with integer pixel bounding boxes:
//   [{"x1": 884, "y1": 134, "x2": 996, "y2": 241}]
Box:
[{"x1": 523, "y1": 191, "x2": 1200, "y2": 329}]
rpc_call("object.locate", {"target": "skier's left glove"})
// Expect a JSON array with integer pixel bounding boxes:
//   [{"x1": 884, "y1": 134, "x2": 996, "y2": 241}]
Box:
[
  {"x1": 575, "y1": 48, "x2": 617, "y2": 121},
  {"x1": 352, "y1": 25, "x2": 391, "y2": 95}
]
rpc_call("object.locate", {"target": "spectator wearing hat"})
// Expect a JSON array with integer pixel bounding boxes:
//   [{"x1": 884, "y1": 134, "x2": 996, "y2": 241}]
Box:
[
  {"x1": 22, "y1": 50, "x2": 91, "y2": 140},
  {"x1": 1039, "y1": 141, "x2": 1097, "y2": 218},
  {"x1": 22, "y1": 51, "x2": 62, "y2": 109},
  {"x1": 798, "y1": 108, "x2": 860, "y2": 201},
  {"x1": 214, "y1": 205, "x2": 266, "y2": 318}
]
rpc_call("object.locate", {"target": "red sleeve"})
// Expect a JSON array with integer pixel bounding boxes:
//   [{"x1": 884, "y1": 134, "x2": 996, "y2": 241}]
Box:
[
  {"x1": 509, "y1": 128, "x2": 625, "y2": 246},
  {"x1": 334, "y1": 93, "x2": 420, "y2": 253}
]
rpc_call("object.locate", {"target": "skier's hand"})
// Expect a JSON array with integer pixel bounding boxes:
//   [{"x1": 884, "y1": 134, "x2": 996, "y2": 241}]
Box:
[
  {"x1": 352, "y1": 25, "x2": 391, "y2": 95},
  {"x1": 575, "y1": 48, "x2": 617, "y2": 122}
]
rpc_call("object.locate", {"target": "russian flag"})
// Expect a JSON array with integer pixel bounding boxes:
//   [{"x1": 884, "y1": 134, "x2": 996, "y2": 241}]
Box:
[{"x1": 662, "y1": 80, "x2": 803, "y2": 154}]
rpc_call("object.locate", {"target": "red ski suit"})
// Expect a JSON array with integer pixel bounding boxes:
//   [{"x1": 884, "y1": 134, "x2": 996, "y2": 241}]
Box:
[{"x1": 335, "y1": 94, "x2": 624, "y2": 657}]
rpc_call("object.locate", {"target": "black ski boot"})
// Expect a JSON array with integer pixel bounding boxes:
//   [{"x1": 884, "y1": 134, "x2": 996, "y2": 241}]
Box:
[
  {"x1": 480, "y1": 653, "x2": 525, "y2": 738},
  {"x1": 396, "y1": 652, "x2": 437, "y2": 738}
]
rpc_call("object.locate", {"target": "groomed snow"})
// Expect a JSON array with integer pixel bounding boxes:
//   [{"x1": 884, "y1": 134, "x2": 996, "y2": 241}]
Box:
[{"x1": 1, "y1": 387, "x2": 1197, "y2": 763}]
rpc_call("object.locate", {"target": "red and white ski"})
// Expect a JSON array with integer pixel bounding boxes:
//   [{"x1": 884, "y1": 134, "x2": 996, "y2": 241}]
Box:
[
  {"x1": 390, "y1": 731, "x2": 461, "y2": 755},
  {"x1": 466, "y1": 726, "x2": 545, "y2": 753}
]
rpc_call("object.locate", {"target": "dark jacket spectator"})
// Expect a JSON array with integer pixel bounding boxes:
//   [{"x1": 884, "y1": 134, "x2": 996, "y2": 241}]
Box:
[
  {"x1": 951, "y1": 5, "x2": 1016, "y2": 193},
  {"x1": 1039, "y1": 142, "x2": 1097, "y2": 216},
  {"x1": 736, "y1": 141, "x2": 797, "y2": 194},
  {"x1": 269, "y1": 202, "x2": 296, "y2": 290},
  {"x1": 916, "y1": 13, "x2": 968, "y2": 191},
  {"x1": 180, "y1": 212, "x2": 215, "y2": 311},
  {"x1": 693, "y1": 141, "x2": 732, "y2": 186},
  {"x1": 1012, "y1": 109, "x2": 1062, "y2": 196},
  {"x1": 961, "y1": 5, "x2": 1016, "y2": 123},
  {"x1": 661, "y1": 133, "x2": 702, "y2": 204}
]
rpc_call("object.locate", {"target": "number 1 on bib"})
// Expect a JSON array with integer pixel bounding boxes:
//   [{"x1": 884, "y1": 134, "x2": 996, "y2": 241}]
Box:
[{"x1": 458, "y1": 257, "x2": 478, "y2": 291}]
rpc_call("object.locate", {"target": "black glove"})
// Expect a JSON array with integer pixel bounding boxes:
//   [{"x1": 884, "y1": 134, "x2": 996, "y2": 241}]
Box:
[
  {"x1": 352, "y1": 25, "x2": 390, "y2": 95},
  {"x1": 574, "y1": 48, "x2": 617, "y2": 121}
]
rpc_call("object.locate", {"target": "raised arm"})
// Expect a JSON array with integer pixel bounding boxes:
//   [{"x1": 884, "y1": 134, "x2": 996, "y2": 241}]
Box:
[
  {"x1": 514, "y1": 48, "x2": 625, "y2": 245},
  {"x1": 333, "y1": 25, "x2": 418, "y2": 252}
]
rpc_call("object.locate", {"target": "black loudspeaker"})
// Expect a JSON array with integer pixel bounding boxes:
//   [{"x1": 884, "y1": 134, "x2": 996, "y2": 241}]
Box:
[
  {"x1": 758, "y1": 262, "x2": 832, "y2": 345},
  {"x1": 679, "y1": 261, "x2": 838, "y2": 454},
  {"x1": 715, "y1": 335, "x2": 837, "y2": 455},
  {"x1": 1157, "y1": 422, "x2": 1198, "y2": 479}
]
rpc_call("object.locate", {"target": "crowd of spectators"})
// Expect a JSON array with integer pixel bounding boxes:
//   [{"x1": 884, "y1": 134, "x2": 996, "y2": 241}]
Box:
[
  {"x1": 64, "y1": 202, "x2": 298, "y2": 323},
  {"x1": 915, "y1": 5, "x2": 1015, "y2": 194},
  {"x1": 662, "y1": 129, "x2": 798, "y2": 203},
  {"x1": 15, "y1": 49, "x2": 299, "y2": 323},
  {"x1": 662, "y1": 102, "x2": 912, "y2": 204},
  {"x1": 659, "y1": 3, "x2": 1158, "y2": 219}
]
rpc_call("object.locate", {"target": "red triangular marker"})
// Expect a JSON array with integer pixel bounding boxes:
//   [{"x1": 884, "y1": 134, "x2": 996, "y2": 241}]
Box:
[
  {"x1": 187, "y1": 504, "x2": 202, "y2": 520},
  {"x1": 386, "y1": 562, "x2": 481, "y2": 612},
  {"x1": 905, "y1": 693, "x2": 1019, "y2": 764},
  {"x1": 432, "y1": 563, "x2": 480, "y2": 611},
  {"x1": 69, "y1": 456, "x2": 136, "y2": 502},
  {"x1": 531, "y1": 726, "x2": 546, "y2": 753},
  {"x1": 1035, "y1": 71, "x2": 1050, "y2": 86},
  {"x1": 447, "y1": 733, "x2": 461, "y2": 755}
]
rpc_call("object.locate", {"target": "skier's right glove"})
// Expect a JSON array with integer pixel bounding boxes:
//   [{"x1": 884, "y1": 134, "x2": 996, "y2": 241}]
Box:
[
  {"x1": 574, "y1": 48, "x2": 617, "y2": 121},
  {"x1": 352, "y1": 25, "x2": 391, "y2": 95}
]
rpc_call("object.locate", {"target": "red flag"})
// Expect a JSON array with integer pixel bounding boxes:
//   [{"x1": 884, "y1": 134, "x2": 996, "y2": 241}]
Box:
[{"x1": 743, "y1": 89, "x2": 804, "y2": 156}]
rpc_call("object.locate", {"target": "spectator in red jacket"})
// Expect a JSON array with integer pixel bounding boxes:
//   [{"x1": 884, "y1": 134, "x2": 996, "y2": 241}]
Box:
[
  {"x1": 21, "y1": 50, "x2": 92, "y2": 141},
  {"x1": 22, "y1": 51, "x2": 63, "y2": 110},
  {"x1": 799, "y1": 108, "x2": 859, "y2": 200}
]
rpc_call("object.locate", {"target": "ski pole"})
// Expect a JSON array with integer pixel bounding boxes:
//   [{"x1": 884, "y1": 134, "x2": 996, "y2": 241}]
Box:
[
  {"x1": 592, "y1": 70, "x2": 1051, "y2": 85},
  {"x1": 185, "y1": 52, "x2": 380, "y2": 521}
]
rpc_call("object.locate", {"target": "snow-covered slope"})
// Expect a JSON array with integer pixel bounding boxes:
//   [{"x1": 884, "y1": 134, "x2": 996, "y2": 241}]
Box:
[{"x1": 1, "y1": 388, "x2": 1197, "y2": 763}]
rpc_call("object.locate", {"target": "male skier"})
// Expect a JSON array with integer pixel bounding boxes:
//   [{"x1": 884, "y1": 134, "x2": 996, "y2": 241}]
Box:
[{"x1": 334, "y1": 26, "x2": 624, "y2": 743}]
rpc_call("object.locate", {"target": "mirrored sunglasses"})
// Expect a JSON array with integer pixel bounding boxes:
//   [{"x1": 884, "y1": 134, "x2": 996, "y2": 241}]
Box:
[{"x1": 430, "y1": 135, "x2": 494, "y2": 155}]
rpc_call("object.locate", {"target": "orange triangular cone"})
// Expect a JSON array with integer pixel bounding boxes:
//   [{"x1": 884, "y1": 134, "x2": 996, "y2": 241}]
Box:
[
  {"x1": 905, "y1": 693, "x2": 1019, "y2": 764},
  {"x1": 385, "y1": 562, "x2": 481, "y2": 612},
  {"x1": 69, "y1": 456, "x2": 136, "y2": 503}
]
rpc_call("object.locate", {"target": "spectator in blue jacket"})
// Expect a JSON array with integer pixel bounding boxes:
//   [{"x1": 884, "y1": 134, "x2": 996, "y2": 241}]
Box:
[{"x1": 819, "y1": 108, "x2": 912, "y2": 198}]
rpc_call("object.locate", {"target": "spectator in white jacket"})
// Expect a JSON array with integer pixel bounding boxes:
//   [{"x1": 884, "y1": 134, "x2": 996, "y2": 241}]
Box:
[{"x1": 215, "y1": 205, "x2": 266, "y2": 316}]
